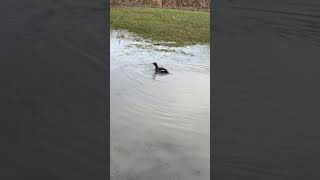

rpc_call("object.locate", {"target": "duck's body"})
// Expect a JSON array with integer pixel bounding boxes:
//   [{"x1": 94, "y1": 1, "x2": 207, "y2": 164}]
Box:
[{"x1": 153, "y1": 62, "x2": 169, "y2": 74}]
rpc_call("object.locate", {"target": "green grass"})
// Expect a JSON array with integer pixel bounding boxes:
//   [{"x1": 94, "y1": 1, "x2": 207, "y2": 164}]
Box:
[{"x1": 110, "y1": 7, "x2": 210, "y2": 46}]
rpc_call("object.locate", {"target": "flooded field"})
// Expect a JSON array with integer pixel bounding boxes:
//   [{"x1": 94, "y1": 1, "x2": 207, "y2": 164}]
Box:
[{"x1": 110, "y1": 30, "x2": 210, "y2": 180}]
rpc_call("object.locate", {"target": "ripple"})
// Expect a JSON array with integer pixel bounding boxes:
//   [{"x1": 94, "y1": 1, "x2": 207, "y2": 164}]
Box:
[{"x1": 111, "y1": 30, "x2": 210, "y2": 180}]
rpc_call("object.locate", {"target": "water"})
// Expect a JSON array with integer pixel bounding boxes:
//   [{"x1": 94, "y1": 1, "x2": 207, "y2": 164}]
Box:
[
  {"x1": 213, "y1": 1, "x2": 320, "y2": 179},
  {"x1": 110, "y1": 30, "x2": 210, "y2": 180}
]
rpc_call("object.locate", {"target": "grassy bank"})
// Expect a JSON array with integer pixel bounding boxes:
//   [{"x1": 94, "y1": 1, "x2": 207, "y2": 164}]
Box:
[{"x1": 110, "y1": 7, "x2": 210, "y2": 46}]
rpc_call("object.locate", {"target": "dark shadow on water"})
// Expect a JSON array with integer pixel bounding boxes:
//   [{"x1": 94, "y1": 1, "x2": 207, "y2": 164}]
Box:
[{"x1": 152, "y1": 71, "x2": 170, "y2": 79}]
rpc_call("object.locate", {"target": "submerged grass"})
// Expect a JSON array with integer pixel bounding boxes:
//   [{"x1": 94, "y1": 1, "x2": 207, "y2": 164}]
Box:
[{"x1": 110, "y1": 7, "x2": 210, "y2": 46}]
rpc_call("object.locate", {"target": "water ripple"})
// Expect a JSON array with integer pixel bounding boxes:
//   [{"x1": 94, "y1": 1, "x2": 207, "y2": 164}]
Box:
[{"x1": 111, "y1": 30, "x2": 210, "y2": 180}]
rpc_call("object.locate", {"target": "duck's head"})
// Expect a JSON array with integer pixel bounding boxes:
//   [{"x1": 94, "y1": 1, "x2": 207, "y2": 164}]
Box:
[{"x1": 152, "y1": 62, "x2": 158, "y2": 68}]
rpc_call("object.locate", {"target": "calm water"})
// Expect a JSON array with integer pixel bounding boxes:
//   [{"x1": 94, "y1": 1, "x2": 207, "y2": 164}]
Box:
[
  {"x1": 213, "y1": 1, "x2": 320, "y2": 179},
  {"x1": 110, "y1": 30, "x2": 210, "y2": 180}
]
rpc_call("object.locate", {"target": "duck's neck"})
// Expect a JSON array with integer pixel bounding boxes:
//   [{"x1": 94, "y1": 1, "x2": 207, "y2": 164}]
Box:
[{"x1": 154, "y1": 64, "x2": 158, "y2": 69}]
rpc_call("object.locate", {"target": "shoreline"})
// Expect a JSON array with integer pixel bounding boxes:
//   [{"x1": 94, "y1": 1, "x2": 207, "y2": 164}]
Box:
[{"x1": 111, "y1": 7, "x2": 210, "y2": 46}]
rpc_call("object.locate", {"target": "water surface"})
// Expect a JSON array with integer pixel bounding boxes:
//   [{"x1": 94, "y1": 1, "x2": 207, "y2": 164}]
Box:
[
  {"x1": 110, "y1": 30, "x2": 210, "y2": 180},
  {"x1": 213, "y1": 1, "x2": 320, "y2": 179}
]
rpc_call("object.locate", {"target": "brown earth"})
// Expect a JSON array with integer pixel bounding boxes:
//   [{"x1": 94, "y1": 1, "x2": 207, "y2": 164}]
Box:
[{"x1": 110, "y1": 0, "x2": 210, "y2": 9}]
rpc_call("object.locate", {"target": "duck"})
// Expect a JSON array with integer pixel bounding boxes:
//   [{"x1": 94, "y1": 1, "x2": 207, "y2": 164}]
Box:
[{"x1": 153, "y1": 62, "x2": 169, "y2": 74}]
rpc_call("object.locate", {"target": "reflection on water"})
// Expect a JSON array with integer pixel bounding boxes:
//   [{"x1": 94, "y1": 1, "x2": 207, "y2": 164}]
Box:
[{"x1": 110, "y1": 30, "x2": 210, "y2": 180}]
